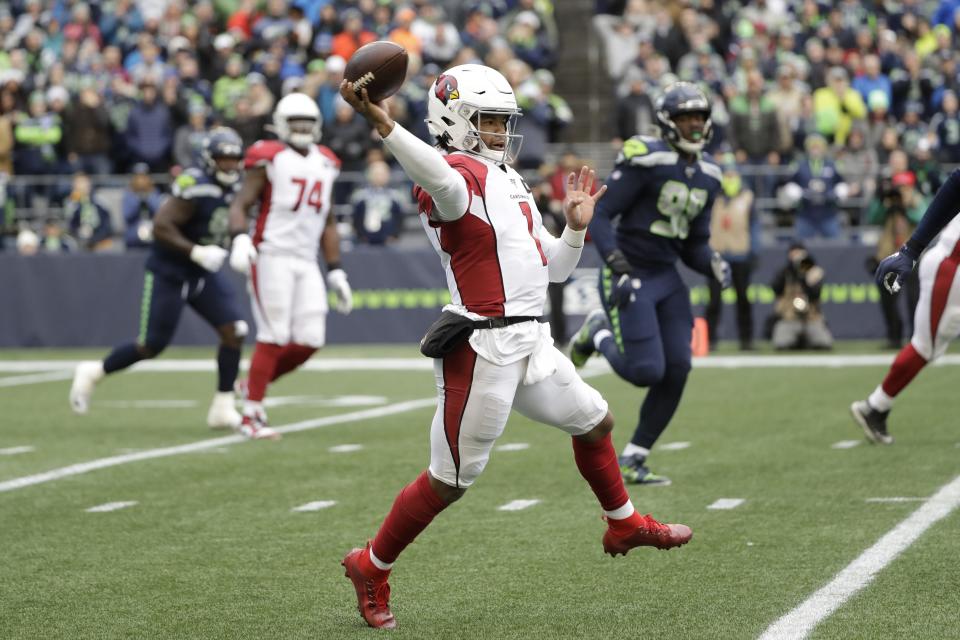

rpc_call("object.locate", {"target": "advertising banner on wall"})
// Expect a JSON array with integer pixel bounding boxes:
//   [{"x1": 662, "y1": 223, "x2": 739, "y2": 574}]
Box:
[{"x1": 0, "y1": 244, "x2": 892, "y2": 348}]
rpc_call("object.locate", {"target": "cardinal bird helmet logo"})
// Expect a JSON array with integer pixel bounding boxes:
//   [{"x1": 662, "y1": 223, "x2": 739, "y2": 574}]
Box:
[{"x1": 434, "y1": 74, "x2": 460, "y2": 105}]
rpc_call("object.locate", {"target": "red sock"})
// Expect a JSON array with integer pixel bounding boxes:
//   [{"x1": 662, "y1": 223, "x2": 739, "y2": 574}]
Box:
[
  {"x1": 271, "y1": 344, "x2": 316, "y2": 382},
  {"x1": 371, "y1": 471, "x2": 448, "y2": 564},
  {"x1": 881, "y1": 343, "x2": 928, "y2": 397},
  {"x1": 358, "y1": 546, "x2": 390, "y2": 579},
  {"x1": 571, "y1": 433, "x2": 630, "y2": 513},
  {"x1": 247, "y1": 342, "x2": 282, "y2": 402}
]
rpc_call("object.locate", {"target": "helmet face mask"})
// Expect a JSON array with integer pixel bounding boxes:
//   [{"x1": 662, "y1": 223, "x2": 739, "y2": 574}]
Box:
[
  {"x1": 656, "y1": 82, "x2": 714, "y2": 155},
  {"x1": 202, "y1": 127, "x2": 244, "y2": 186},
  {"x1": 464, "y1": 108, "x2": 523, "y2": 164},
  {"x1": 426, "y1": 64, "x2": 524, "y2": 164},
  {"x1": 273, "y1": 93, "x2": 322, "y2": 149}
]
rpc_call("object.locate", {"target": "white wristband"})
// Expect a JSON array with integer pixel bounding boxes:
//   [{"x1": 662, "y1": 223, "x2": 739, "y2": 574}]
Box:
[{"x1": 561, "y1": 226, "x2": 587, "y2": 248}]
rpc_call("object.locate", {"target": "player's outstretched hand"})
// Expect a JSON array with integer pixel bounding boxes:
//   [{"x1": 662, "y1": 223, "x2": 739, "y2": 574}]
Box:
[
  {"x1": 339, "y1": 80, "x2": 395, "y2": 138},
  {"x1": 562, "y1": 166, "x2": 607, "y2": 231},
  {"x1": 190, "y1": 244, "x2": 228, "y2": 272},
  {"x1": 875, "y1": 244, "x2": 919, "y2": 294},
  {"x1": 710, "y1": 252, "x2": 732, "y2": 289},
  {"x1": 229, "y1": 233, "x2": 258, "y2": 275},
  {"x1": 326, "y1": 268, "x2": 353, "y2": 315}
]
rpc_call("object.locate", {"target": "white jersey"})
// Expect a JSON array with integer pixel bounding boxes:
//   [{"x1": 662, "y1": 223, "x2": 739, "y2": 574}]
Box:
[
  {"x1": 415, "y1": 152, "x2": 549, "y2": 318},
  {"x1": 244, "y1": 140, "x2": 340, "y2": 260},
  {"x1": 928, "y1": 212, "x2": 960, "y2": 260}
]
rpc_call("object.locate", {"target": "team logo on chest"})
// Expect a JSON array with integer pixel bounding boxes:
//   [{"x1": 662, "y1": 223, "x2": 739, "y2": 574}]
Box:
[{"x1": 684, "y1": 165, "x2": 697, "y2": 179}]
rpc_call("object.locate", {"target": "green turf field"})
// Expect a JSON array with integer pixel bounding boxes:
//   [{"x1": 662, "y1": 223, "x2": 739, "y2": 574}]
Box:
[{"x1": 1, "y1": 346, "x2": 958, "y2": 639}]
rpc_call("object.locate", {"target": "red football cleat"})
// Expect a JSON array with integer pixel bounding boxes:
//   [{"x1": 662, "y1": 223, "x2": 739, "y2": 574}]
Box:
[
  {"x1": 342, "y1": 545, "x2": 396, "y2": 630},
  {"x1": 602, "y1": 513, "x2": 693, "y2": 555}
]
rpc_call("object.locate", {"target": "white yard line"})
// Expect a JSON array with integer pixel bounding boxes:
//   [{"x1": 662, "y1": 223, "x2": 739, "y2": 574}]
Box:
[
  {"x1": 759, "y1": 474, "x2": 960, "y2": 640},
  {"x1": 498, "y1": 499, "x2": 541, "y2": 511},
  {"x1": 292, "y1": 500, "x2": 337, "y2": 512},
  {"x1": 0, "y1": 398, "x2": 435, "y2": 494},
  {"x1": 865, "y1": 497, "x2": 929, "y2": 504},
  {"x1": 0, "y1": 446, "x2": 35, "y2": 456},
  {"x1": 328, "y1": 444, "x2": 364, "y2": 453},
  {"x1": 0, "y1": 371, "x2": 74, "y2": 388},
  {"x1": 707, "y1": 498, "x2": 745, "y2": 510},
  {"x1": 831, "y1": 440, "x2": 863, "y2": 449},
  {"x1": 659, "y1": 441, "x2": 691, "y2": 451},
  {"x1": 495, "y1": 443, "x2": 530, "y2": 452},
  {"x1": 86, "y1": 501, "x2": 138, "y2": 512}
]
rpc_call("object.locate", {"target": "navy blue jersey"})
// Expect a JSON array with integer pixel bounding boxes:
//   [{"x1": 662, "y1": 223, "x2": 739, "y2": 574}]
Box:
[
  {"x1": 146, "y1": 168, "x2": 237, "y2": 279},
  {"x1": 590, "y1": 136, "x2": 722, "y2": 274}
]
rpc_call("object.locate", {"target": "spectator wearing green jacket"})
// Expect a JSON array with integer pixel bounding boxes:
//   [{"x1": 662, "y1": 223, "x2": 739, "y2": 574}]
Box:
[
  {"x1": 212, "y1": 54, "x2": 249, "y2": 121},
  {"x1": 813, "y1": 66, "x2": 868, "y2": 146},
  {"x1": 13, "y1": 92, "x2": 63, "y2": 208}
]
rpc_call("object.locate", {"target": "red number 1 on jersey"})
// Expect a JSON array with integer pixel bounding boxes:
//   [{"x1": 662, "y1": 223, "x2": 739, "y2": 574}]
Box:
[
  {"x1": 291, "y1": 178, "x2": 325, "y2": 214},
  {"x1": 518, "y1": 202, "x2": 547, "y2": 265}
]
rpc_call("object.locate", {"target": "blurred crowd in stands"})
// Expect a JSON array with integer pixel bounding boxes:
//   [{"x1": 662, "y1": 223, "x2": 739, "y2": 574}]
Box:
[
  {"x1": 595, "y1": 0, "x2": 960, "y2": 243},
  {"x1": 0, "y1": 0, "x2": 571, "y2": 251},
  {"x1": 3, "y1": 0, "x2": 960, "y2": 270}
]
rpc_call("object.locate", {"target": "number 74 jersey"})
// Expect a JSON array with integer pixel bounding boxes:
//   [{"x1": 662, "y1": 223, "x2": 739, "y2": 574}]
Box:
[
  {"x1": 244, "y1": 140, "x2": 341, "y2": 260},
  {"x1": 593, "y1": 135, "x2": 722, "y2": 270}
]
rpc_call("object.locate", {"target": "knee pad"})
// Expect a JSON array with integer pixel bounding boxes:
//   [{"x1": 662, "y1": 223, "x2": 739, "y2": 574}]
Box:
[
  {"x1": 234, "y1": 320, "x2": 248, "y2": 338},
  {"x1": 621, "y1": 361, "x2": 666, "y2": 387}
]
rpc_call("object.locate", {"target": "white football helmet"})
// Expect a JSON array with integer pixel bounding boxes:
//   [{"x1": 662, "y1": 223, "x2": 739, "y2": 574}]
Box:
[
  {"x1": 426, "y1": 64, "x2": 523, "y2": 164},
  {"x1": 273, "y1": 92, "x2": 322, "y2": 149}
]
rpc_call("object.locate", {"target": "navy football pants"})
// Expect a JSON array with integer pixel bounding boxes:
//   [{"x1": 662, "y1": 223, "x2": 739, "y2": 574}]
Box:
[{"x1": 597, "y1": 266, "x2": 692, "y2": 450}]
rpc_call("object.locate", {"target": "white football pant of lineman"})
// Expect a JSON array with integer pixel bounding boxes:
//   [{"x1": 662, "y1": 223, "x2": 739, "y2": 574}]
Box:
[
  {"x1": 911, "y1": 248, "x2": 960, "y2": 360},
  {"x1": 249, "y1": 253, "x2": 329, "y2": 349}
]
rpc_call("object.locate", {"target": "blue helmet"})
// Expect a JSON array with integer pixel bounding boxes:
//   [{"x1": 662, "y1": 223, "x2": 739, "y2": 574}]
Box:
[
  {"x1": 201, "y1": 127, "x2": 244, "y2": 186},
  {"x1": 655, "y1": 82, "x2": 713, "y2": 155}
]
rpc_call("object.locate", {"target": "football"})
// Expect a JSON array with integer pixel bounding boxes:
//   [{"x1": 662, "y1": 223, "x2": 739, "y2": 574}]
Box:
[{"x1": 344, "y1": 41, "x2": 409, "y2": 103}]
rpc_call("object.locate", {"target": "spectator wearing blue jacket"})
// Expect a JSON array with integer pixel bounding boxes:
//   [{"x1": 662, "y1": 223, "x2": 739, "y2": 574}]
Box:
[
  {"x1": 122, "y1": 163, "x2": 163, "y2": 248},
  {"x1": 852, "y1": 55, "x2": 892, "y2": 109},
  {"x1": 124, "y1": 79, "x2": 173, "y2": 173},
  {"x1": 782, "y1": 134, "x2": 849, "y2": 240},
  {"x1": 933, "y1": 0, "x2": 960, "y2": 29},
  {"x1": 351, "y1": 160, "x2": 405, "y2": 246},
  {"x1": 66, "y1": 172, "x2": 114, "y2": 251}
]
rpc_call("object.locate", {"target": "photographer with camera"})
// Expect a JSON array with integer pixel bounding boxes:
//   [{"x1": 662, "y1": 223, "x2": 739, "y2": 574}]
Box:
[
  {"x1": 770, "y1": 242, "x2": 833, "y2": 350},
  {"x1": 865, "y1": 169, "x2": 928, "y2": 348}
]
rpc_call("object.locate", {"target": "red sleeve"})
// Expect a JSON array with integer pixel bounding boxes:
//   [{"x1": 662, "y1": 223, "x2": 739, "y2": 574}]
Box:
[
  {"x1": 316, "y1": 145, "x2": 342, "y2": 168},
  {"x1": 244, "y1": 140, "x2": 286, "y2": 169}
]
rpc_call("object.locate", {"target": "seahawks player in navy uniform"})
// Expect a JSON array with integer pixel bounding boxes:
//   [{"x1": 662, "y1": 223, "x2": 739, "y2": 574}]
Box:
[
  {"x1": 70, "y1": 128, "x2": 249, "y2": 432},
  {"x1": 570, "y1": 83, "x2": 731, "y2": 485}
]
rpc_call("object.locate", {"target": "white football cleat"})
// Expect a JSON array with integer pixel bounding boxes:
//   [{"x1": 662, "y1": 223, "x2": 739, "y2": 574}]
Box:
[
  {"x1": 69, "y1": 361, "x2": 104, "y2": 415},
  {"x1": 236, "y1": 411, "x2": 281, "y2": 441},
  {"x1": 207, "y1": 391, "x2": 242, "y2": 430}
]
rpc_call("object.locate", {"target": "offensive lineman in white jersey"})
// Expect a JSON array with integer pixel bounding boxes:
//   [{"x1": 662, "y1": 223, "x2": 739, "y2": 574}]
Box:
[
  {"x1": 337, "y1": 64, "x2": 693, "y2": 630},
  {"x1": 851, "y1": 211, "x2": 960, "y2": 444},
  {"x1": 227, "y1": 92, "x2": 353, "y2": 440}
]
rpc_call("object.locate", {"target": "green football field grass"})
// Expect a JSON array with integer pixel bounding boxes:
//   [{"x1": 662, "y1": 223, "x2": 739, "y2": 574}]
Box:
[{"x1": 1, "y1": 346, "x2": 958, "y2": 639}]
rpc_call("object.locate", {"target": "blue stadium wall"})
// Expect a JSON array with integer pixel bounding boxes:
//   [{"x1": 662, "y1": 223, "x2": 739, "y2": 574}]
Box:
[{"x1": 1, "y1": 246, "x2": 888, "y2": 347}]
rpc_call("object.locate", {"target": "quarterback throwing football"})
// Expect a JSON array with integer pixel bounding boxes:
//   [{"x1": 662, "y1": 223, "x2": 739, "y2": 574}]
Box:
[
  {"x1": 337, "y1": 65, "x2": 692, "y2": 630},
  {"x1": 228, "y1": 93, "x2": 353, "y2": 440}
]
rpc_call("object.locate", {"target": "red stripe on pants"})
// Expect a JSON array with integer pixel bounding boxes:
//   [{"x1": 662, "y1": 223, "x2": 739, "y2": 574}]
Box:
[
  {"x1": 930, "y1": 258, "x2": 959, "y2": 341},
  {"x1": 441, "y1": 341, "x2": 477, "y2": 487},
  {"x1": 881, "y1": 342, "x2": 928, "y2": 397}
]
